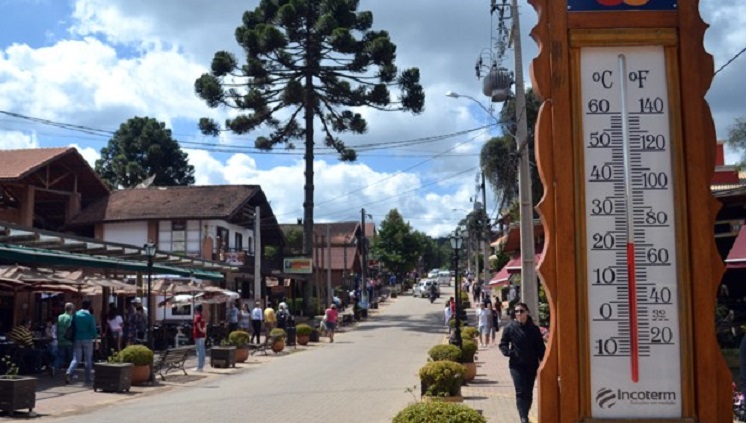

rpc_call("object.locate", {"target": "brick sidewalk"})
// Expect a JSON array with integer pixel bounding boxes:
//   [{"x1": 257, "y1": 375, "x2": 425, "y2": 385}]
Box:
[{"x1": 460, "y1": 302, "x2": 538, "y2": 423}]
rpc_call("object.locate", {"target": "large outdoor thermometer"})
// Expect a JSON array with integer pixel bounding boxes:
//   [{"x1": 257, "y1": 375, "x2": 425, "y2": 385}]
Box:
[
  {"x1": 581, "y1": 46, "x2": 681, "y2": 418},
  {"x1": 532, "y1": 1, "x2": 731, "y2": 422}
]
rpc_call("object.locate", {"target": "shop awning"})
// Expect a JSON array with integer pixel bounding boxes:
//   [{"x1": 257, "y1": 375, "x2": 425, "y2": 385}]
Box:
[
  {"x1": 489, "y1": 266, "x2": 511, "y2": 287},
  {"x1": 0, "y1": 243, "x2": 225, "y2": 281},
  {"x1": 489, "y1": 252, "x2": 543, "y2": 287},
  {"x1": 727, "y1": 226, "x2": 746, "y2": 269}
]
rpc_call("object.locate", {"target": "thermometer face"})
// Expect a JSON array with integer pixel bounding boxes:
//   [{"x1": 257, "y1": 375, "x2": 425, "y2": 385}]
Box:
[{"x1": 580, "y1": 46, "x2": 682, "y2": 418}]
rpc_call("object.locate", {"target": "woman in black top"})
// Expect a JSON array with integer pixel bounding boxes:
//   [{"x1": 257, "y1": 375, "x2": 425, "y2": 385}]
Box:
[{"x1": 499, "y1": 302, "x2": 546, "y2": 423}]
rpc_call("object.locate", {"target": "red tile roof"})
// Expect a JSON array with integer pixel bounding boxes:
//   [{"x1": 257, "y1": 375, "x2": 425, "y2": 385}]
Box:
[
  {"x1": 69, "y1": 185, "x2": 260, "y2": 223},
  {"x1": 0, "y1": 147, "x2": 72, "y2": 180}
]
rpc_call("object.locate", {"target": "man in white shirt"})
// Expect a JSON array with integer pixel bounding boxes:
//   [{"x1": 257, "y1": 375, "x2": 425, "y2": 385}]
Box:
[{"x1": 250, "y1": 302, "x2": 263, "y2": 344}]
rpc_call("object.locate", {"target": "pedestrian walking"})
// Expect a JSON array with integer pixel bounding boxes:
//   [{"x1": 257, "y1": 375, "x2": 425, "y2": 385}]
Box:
[
  {"x1": 499, "y1": 302, "x2": 546, "y2": 423},
  {"x1": 476, "y1": 302, "x2": 490, "y2": 348},
  {"x1": 324, "y1": 304, "x2": 339, "y2": 343},
  {"x1": 250, "y1": 302, "x2": 263, "y2": 344},
  {"x1": 55, "y1": 303, "x2": 75, "y2": 376},
  {"x1": 264, "y1": 302, "x2": 277, "y2": 336},
  {"x1": 226, "y1": 301, "x2": 239, "y2": 332},
  {"x1": 238, "y1": 302, "x2": 251, "y2": 332},
  {"x1": 444, "y1": 299, "x2": 453, "y2": 332},
  {"x1": 193, "y1": 304, "x2": 206, "y2": 372},
  {"x1": 488, "y1": 303, "x2": 500, "y2": 345},
  {"x1": 104, "y1": 305, "x2": 124, "y2": 352},
  {"x1": 65, "y1": 299, "x2": 98, "y2": 385}
]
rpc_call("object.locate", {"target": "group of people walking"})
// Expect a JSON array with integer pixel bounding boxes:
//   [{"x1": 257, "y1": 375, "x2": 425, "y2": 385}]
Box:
[{"x1": 442, "y1": 284, "x2": 544, "y2": 423}]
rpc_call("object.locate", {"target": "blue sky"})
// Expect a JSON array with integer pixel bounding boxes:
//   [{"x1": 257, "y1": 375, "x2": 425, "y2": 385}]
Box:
[{"x1": 0, "y1": 0, "x2": 744, "y2": 237}]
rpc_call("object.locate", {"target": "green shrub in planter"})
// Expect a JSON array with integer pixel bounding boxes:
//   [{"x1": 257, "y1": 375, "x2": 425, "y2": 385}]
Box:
[
  {"x1": 427, "y1": 344, "x2": 462, "y2": 362},
  {"x1": 227, "y1": 330, "x2": 250, "y2": 347},
  {"x1": 461, "y1": 326, "x2": 479, "y2": 340},
  {"x1": 448, "y1": 318, "x2": 465, "y2": 329},
  {"x1": 269, "y1": 328, "x2": 287, "y2": 341},
  {"x1": 460, "y1": 339, "x2": 477, "y2": 363},
  {"x1": 295, "y1": 323, "x2": 313, "y2": 336},
  {"x1": 117, "y1": 345, "x2": 154, "y2": 366},
  {"x1": 419, "y1": 361, "x2": 466, "y2": 397},
  {"x1": 459, "y1": 291, "x2": 471, "y2": 307},
  {"x1": 392, "y1": 401, "x2": 485, "y2": 423}
]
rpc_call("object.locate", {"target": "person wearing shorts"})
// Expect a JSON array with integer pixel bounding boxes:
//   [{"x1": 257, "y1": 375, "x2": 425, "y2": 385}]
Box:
[{"x1": 324, "y1": 304, "x2": 339, "y2": 343}]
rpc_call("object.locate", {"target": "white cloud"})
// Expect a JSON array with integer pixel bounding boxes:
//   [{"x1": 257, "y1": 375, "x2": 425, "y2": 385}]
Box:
[
  {"x1": 69, "y1": 144, "x2": 99, "y2": 167},
  {"x1": 0, "y1": 131, "x2": 39, "y2": 149},
  {"x1": 1, "y1": 0, "x2": 743, "y2": 238}
]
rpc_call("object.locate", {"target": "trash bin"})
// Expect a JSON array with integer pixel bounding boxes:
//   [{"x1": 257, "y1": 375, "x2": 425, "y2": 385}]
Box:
[{"x1": 285, "y1": 326, "x2": 296, "y2": 346}]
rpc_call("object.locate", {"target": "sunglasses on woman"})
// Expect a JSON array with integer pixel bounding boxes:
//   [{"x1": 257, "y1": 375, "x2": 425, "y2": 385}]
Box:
[{"x1": 514, "y1": 309, "x2": 527, "y2": 314}]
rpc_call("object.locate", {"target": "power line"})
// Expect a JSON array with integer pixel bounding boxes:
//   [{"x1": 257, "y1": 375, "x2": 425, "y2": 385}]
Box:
[
  {"x1": 714, "y1": 46, "x2": 746, "y2": 77},
  {"x1": 0, "y1": 109, "x2": 494, "y2": 155}
]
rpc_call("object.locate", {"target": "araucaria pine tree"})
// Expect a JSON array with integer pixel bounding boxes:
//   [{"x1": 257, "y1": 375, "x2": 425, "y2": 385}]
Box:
[{"x1": 195, "y1": 0, "x2": 424, "y2": 313}]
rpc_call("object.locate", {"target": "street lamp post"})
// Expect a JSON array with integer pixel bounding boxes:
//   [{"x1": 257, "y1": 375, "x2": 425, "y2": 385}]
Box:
[
  {"x1": 449, "y1": 231, "x2": 464, "y2": 348},
  {"x1": 143, "y1": 241, "x2": 156, "y2": 350}
]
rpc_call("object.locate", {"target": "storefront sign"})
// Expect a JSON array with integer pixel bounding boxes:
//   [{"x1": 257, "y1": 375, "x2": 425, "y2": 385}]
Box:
[{"x1": 283, "y1": 258, "x2": 313, "y2": 274}]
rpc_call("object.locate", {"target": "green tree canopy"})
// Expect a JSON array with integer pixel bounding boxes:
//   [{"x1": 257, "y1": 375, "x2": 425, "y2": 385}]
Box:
[
  {"x1": 727, "y1": 117, "x2": 746, "y2": 167},
  {"x1": 195, "y1": 0, "x2": 424, "y2": 315},
  {"x1": 371, "y1": 209, "x2": 421, "y2": 277},
  {"x1": 195, "y1": 0, "x2": 424, "y2": 254},
  {"x1": 480, "y1": 88, "x2": 542, "y2": 216},
  {"x1": 95, "y1": 116, "x2": 195, "y2": 189}
]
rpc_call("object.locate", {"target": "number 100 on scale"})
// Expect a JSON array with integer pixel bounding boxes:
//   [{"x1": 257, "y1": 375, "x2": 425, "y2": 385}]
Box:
[{"x1": 581, "y1": 46, "x2": 682, "y2": 418}]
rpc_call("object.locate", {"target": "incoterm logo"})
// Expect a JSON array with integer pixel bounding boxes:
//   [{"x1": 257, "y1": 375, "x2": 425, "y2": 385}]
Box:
[
  {"x1": 596, "y1": 387, "x2": 617, "y2": 409},
  {"x1": 596, "y1": 0, "x2": 650, "y2": 5}
]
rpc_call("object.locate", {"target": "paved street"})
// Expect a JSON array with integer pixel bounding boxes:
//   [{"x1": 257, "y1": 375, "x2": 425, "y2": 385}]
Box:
[
  {"x1": 27, "y1": 293, "x2": 537, "y2": 423},
  {"x1": 38, "y1": 294, "x2": 446, "y2": 423}
]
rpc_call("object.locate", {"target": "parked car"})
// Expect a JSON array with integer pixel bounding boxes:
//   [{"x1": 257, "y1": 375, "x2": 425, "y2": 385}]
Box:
[
  {"x1": 427, "y1": 269, "x2": 439, "y2": 279},
  {"x1": 414, "y1": 279, "x2": 441, "y2": 298}
]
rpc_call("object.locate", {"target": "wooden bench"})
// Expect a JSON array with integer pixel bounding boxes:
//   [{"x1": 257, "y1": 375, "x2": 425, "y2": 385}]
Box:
[
  {"x1": 340, "y1": 313, "x2": 354, "y2": 326},
  {"x1": 152, "y1": 346, "x2": 194, "y2": 381},
  {"x1": 249, "y1": 337, "x2": 272, "y2": 356}
]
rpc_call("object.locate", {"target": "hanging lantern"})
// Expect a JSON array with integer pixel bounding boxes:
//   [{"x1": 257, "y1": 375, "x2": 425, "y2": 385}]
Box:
[{"x1": 482, "y1": 66, "x2": 513, "y2": 103}]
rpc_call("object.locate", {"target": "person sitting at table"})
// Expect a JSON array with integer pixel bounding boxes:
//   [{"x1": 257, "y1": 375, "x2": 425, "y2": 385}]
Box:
[
  {"x1": 8, "y1": 319, "x2": 44, "y2": 374},
  {"x1": 9, "y1": 319, "x2": 34, "y2": 347}
]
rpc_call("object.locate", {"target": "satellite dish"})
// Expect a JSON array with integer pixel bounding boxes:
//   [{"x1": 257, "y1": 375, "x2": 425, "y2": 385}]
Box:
[{"x1": 135, "y1": 175, "x2": 156, "y2": 188}]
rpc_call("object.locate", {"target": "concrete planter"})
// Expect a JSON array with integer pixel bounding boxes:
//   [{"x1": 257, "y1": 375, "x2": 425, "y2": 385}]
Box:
[
  {"x1": 210, "y1": 346, "x2": 236, "y2": 368},
  {"x1": 93, "y1": 363, "x2": 132, "y2": 392},
  {"x1": 0, "y1": 376, "x2": 36, "y2": 414}
]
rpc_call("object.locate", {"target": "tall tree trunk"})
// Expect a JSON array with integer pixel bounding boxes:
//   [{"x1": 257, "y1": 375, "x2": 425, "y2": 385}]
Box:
[{"x1": 302, "y1": 3, "x2": 316, "y2": 317}]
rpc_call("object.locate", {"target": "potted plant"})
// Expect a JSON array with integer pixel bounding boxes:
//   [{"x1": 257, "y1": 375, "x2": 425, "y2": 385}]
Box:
[
  {"x1": 427, "y1": 344, "x2": 462, "y2": 362},
  {"x1": 392, "y1": 401, "x2": 485, "y2": 423},
  {"x1": 461, "y1": 326, "x2": 479, "y2": 340},
  {"x1": 118, "y1": 345, "x2": 154, "y2": 385},
  {"x1": 0, "y1": 355, "x2": 36, "y2": 414},
  {"x1": 227, "y1": 330, "x2": 251, "y2": 363},
  {"x1": 309, "y1": 327, "x2": 320, "y2": 343},
  {"x1": 295, "y1": 324, "x2": 313, "y2": 346},
  {"x1": 460, "y1": 339, "x2": 478, "y2": 381},
  {"x1": 419, "y1": 361, "x2": 466, "y2": 402},
  {"x1": 270, "y1": 328, "x2": 287, "y2": 353},
  {"x1": 93, "y1": 349, "x2": 133, "y2": 393},
  {"x1": 210, "y1": 340, "x2": 236, "y2": 368}
]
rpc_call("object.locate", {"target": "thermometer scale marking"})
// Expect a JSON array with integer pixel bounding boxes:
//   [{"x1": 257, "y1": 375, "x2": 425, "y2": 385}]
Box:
[
  {"x1": 618, "y1": 54, "x2": 639, "y2": 383},
  {"x1": 581, "y1": 46, "x2": 682, "y2": 418}
]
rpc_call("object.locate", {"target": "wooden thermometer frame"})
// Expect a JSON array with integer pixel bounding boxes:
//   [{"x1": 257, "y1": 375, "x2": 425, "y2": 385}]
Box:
[{"x1": 529, "y1": 1, "x2": 731, "y2": 422}]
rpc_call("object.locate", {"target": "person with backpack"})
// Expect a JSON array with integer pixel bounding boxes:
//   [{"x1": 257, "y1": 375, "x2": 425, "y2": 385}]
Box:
[{"x1": 276, "y1": 303, "x2": 290, "y2": 330}]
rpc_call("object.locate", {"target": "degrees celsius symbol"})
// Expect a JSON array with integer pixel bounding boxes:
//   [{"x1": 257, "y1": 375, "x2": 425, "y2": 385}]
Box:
[{"x1": 581, "y1": 46, "x2": 682, "y2": 418}]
